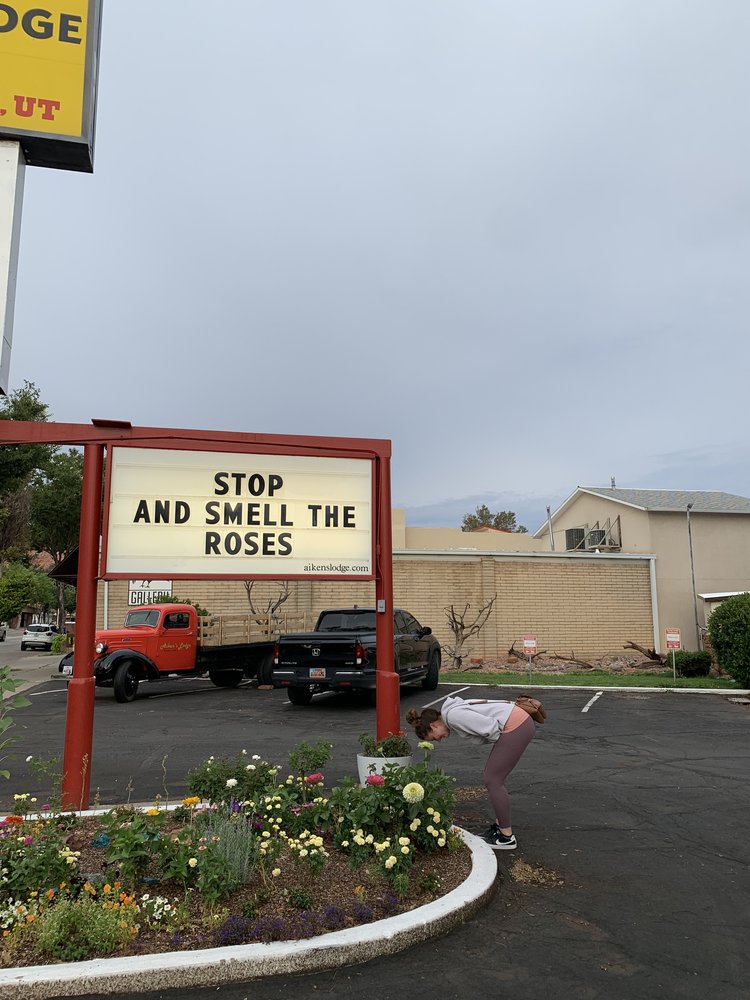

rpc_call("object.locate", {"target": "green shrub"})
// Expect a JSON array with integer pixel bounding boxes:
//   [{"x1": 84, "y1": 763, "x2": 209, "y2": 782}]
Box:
[
  {"x1": 51, "y1": 633, "x2": 67, "y2": 654},
  {"x1": 288, "y1": 885, "x2": 313, "y2": 909},
  {"x1": 707, "y1": 594, "x2": 750, "y2": 686},
  {"x1": 186, "y1": 751, "x2": 278, "y2": 805},
  {"x1": 358, "y1": 732, "x2": 412, "y2": 757},
  {"x1": 669, "y1": 649, "x2": 712, "y2": 678},
  {"x1": 33, "y1": 896, "x2": 135, "y2": 961},
  {"x1": 287, "y1": 740, "x2": 333, "y2": 776}
]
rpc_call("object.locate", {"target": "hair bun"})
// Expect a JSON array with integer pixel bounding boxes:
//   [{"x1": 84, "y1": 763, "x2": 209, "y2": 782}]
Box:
[{"x1": 405, "y1": 708, "x2": 420, "y2": 725}]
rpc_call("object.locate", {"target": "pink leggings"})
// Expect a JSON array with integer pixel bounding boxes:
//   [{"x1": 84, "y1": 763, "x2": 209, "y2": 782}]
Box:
[{"x1": 483, "y1": 716, "x2": 535, "y2": 828}]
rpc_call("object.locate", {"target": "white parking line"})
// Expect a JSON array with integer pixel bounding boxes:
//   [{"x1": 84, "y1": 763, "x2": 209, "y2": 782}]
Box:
[{"x1": 582, "y1": 690, "x2": 604, "y2": 713}]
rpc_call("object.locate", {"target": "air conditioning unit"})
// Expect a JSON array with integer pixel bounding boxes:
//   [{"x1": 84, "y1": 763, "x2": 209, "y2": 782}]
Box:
[
  {"x1": 586, "y1": 529, "x2": 607, "y2": 549},
  {"x1": 565, "y1": 527, "x2": 585, "y2": 550}
]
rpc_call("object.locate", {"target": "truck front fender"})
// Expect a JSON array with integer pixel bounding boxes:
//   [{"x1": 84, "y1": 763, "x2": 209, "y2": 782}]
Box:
[{"x1": 95, "y1": 649, "x2": 158, "y2": 684}]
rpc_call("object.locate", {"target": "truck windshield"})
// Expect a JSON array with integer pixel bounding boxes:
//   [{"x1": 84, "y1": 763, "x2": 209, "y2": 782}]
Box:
[
  {"x1": 317, "y1": 611, "x2": 376, "y2": 632},
  {"x1": 124, "y1": 610, "x2": 160, "y2": 628}
]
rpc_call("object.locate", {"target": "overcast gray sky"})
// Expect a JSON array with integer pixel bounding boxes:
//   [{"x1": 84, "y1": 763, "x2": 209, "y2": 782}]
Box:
[{"x1": 7, "y1": 1, "x2": 750, "y2": 533}]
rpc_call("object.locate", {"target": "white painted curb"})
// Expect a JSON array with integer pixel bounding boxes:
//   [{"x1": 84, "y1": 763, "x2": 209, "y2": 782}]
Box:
[
  {"x1": 445, "y1": 681, "x2": 749, "y2": 695},
  {"x1": 0, "y1": 830, "x2": 497, "y2": 999}
]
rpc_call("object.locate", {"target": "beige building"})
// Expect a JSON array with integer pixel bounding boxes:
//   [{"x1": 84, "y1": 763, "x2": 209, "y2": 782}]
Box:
[
  {"x1": 534, "y1": 487, "x2": 750, "y2": 651},
  {"x1": 94, "y1": 507, "x2": 657, "y2": 660}
]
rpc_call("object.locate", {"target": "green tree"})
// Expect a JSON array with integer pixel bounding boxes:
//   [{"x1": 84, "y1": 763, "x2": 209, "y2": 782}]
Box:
[
  {"x1": 0, "y1": 562, "x2": 56, "y2": 622},
  {"x1": 707, "y1": 593, "x2": 750, "y2": 687},
  {"x1": 0, "y1": 382, "x2": 55, "y2": 560},
  {"x1": 29, "y1": 450, "x2": 83, "y2": 624},
  {"x1": 461, "y1": 504, "x2": 527, "y2": 533}
]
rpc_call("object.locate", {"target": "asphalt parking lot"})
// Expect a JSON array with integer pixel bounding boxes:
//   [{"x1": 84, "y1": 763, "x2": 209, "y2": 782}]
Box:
[{"x1": 3, "y1": 674, "x2": 749, "y2": 1000}]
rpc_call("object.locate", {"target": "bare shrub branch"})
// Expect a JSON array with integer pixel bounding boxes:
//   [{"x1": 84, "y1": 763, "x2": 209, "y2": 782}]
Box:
[{"x1": 443, "y1": 594, "x2": 497, "y2": 669}]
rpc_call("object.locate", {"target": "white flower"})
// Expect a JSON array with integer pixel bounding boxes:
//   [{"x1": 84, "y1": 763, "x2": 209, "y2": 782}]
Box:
[
  {"x1": 438, "y1": 837, "x2": 446, "y2": 847},
  {"x1": 398, "y1": 836, "x2": 410, "y2": 846},
  {"x1": 385, "y1": 856, "x2": 397, "y2": 869},
  {"x1": 418, "y1": 741, "x2": 434, "y2": 750},
  {"x1": 25, "y1": 756, "x2": 33, "y2": 763},
  {"x1": 246, "y1": 764, "x2": 256, "y2": 771},
  {"x1": 252, "y1": 754, "x2": 261, "y2": 760},
  {"x1": 226, "y1": 778, "x2": 238, "y2": 788},
  {"x1": 401, "y1": 846, "x2": 410, "y2": 855},
  {"x1": 272, "y1": 868, "x2": 281, "y2": 877},
  {"x1": 402, "y1": 782, "x2": 424, "y2": 803},
  {"x1": 188, "y1": 858, "x2": 198, "y2": 868}
]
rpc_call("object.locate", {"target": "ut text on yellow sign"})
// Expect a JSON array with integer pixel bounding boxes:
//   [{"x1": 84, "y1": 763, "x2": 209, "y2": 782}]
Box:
[{"x1": 0, "y1": 2, "x2": 102, "y2": 171}]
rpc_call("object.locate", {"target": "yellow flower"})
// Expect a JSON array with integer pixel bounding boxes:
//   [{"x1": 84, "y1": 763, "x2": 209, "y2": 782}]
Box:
[
  {"x1": 146, "y1": 808, "x2": 159, "y2": 816},
  {"x1": 272, "y1": 868, "x2": 281, "y2": 877},
  {"x1": 188, "y1": 858, "x2": 198, "y2": 868}
]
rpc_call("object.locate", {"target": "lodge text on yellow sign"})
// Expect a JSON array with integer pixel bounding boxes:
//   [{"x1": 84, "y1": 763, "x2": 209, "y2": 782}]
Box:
[{"x1": 0, "y1": 2, "x2": 102, "y2": 171}]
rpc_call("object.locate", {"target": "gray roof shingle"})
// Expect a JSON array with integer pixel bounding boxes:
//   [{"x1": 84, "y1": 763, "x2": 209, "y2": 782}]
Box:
[{"x1": 580, "y1": 488, "x2": 750, "y2": 514}]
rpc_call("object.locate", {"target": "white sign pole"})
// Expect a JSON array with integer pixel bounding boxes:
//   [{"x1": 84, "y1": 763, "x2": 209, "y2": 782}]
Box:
[{"x1": 0, "y1": 141, "x2": 25, "y2": 395}]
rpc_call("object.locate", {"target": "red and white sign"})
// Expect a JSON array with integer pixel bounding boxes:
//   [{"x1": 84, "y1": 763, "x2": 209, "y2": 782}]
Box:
[
  {"x1": 665, "y1": 627, "x2": 681, "y2": 651},
  {"x1": 522, "y1": 635, "x2": 538, "y2": 655}
]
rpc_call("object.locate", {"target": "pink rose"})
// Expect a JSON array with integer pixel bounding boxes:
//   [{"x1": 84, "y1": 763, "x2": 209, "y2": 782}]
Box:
[
  {"x1": 305, "y1": 772, "x2": 324, "y2": 785},
  {"x1": 366, "y1": 774, "x2": 385, "y2": 786}
]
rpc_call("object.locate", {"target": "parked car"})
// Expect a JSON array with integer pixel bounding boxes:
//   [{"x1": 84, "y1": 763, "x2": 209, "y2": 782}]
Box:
[
  {"x1": 272, "y1": 606, "x2": 441, "y2": 705},
  {"x1": 0, "y1": 622, "x2": 6, "y2": 642},
  {"x1": 21, "y1": 624, "x2": 57, "y2": 651}
]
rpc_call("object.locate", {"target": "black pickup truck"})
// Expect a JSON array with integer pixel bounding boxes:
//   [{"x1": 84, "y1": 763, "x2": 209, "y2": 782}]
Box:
[{"x1": 272, "y1": 607, "x2": 441, "y2": 705}]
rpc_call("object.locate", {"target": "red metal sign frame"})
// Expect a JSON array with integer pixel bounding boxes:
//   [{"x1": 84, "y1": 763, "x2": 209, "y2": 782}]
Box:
[{"x1": 0, "y1": 420, "x2": 399, "y2": 808}]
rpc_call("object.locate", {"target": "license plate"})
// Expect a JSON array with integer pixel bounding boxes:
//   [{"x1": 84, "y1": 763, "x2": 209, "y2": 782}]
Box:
[
  {"x1": 309, "y1": 667, "x2": 326, "y2": 679},
  {"x1": 62, "y1": 663, "x2": 73, "y2": 677}
]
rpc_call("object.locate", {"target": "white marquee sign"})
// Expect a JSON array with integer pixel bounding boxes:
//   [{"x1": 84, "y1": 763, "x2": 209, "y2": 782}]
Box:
[{"x1": 104, "y1": 448, "x2": 373, "y2": 578}]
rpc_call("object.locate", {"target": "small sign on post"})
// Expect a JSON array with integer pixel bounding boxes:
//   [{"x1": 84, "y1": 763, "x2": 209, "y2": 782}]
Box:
[
  {"x1": 522, "y1": 635, "x2": 537, "y2": 683},
  {"x1": 665, "y1": 627, "x2": 681, "y2": 682}
]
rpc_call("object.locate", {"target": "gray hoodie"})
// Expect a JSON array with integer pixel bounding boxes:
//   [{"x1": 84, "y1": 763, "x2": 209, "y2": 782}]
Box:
[{"x1": 440, "y1": 695, "x2": 515, "y2": 745}]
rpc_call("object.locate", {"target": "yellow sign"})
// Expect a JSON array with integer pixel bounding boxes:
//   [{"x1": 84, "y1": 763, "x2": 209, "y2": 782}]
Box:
[{"x1": 0, "y1": 1, "x2": 102, "y2": 170}]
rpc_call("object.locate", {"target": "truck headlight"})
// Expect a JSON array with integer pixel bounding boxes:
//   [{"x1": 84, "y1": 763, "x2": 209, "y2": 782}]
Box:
[{"x1": 95, "y1": 641, "x2": 108, "y2": 654}]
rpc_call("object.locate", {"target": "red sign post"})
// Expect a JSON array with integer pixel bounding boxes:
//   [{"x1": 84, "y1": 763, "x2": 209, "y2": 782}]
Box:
[{"x1": 0, "y1": 420, "x2": 398, "y2": 808}]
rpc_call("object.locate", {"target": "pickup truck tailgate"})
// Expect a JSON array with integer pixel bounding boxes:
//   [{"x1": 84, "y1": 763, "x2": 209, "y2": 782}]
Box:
[{"x1": 274, "y1": 632, "x2": 365, "y2": 681}]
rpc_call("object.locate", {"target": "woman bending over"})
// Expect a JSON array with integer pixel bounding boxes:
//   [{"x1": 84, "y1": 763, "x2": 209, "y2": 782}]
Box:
[{"x1": 406, "y1": 695, "x2": 536, "y2": 850}]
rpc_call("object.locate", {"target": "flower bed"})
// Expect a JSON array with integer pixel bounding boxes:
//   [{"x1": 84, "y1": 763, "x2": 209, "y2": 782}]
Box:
[{"x1": 0, "y1": 742, "x2": 470, "y2": 968}]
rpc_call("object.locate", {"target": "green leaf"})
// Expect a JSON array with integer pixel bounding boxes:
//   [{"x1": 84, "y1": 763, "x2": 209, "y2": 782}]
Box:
[
  {"x1": 7, "y1": 695, "x2": 31, "y2": 709},
  {"x1": 0, "y1": 769, "x2": 10, "y2": 779}
]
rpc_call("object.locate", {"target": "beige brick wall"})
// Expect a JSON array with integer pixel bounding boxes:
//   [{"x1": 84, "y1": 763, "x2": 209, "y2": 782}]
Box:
[{"x1": 99, "y1": 552, "x2": 654, "y2": 660}]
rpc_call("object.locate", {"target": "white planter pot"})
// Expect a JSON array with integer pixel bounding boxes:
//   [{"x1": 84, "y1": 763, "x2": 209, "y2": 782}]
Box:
[{"x1": 357, "y1": 754, "x2": 413, "y2": 785}]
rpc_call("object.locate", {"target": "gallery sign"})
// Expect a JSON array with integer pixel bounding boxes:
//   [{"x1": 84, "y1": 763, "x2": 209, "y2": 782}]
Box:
[
  {"x1": 128, "y1": 580, "x2": 173, "y2": 606},
  {"x1": 0, "y1": 1, "x2": 103, "y2": 171},
  {"x1": 103, "y1": 447, "x2": 374, "y2": 579}
]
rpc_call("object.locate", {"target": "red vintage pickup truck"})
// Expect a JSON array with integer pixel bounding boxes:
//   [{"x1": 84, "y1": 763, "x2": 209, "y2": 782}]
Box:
[{"x1": 58, "y1": 603, "x2": 275, "y2": 703}]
